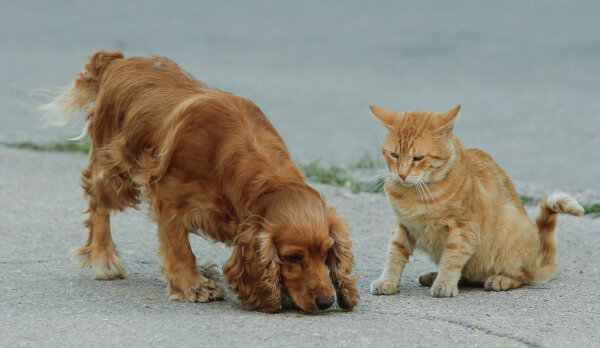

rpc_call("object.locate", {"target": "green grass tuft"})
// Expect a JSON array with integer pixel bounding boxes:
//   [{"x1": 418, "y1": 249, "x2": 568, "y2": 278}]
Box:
[
  {"x1": 349, "y1": 151, "x2": 381, "y2": 170},
  {"x1": 359, "y1": 176, "x2": 386, "y2": 194},
  {"x1": 519, "y1": 195, "x2": 537, "y2": 206},
  {"x1": 582, "y1": 203, "x2": 600, "y2": 215},
  {"x1": 298, "y1": 160, "x2": 350, "y2": 186},
  {"x1": 297, "y1": 159, "x2": 384, "y2": 194},
  {"x1": 8, "y1": 138, "x2": 92, "y2": 154}
]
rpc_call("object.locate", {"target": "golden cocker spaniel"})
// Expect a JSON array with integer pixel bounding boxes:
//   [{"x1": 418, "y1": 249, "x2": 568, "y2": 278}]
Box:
[{"x1": 42, "y1": 50, "x2": 359, "y2": 313}]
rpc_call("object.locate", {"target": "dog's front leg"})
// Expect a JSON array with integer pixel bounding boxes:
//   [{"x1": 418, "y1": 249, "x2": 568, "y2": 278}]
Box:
[{"x1": 157, "y1": 215, "x2": 224, "y2": 302}]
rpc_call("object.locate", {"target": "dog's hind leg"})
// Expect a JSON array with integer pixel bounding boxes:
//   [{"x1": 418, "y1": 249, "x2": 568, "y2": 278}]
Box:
[
  {"x1": 156, "y1": 204, "x2": 225, "y2": 302},
  {"x1": 72, "y1": 151, "x2": 136, "y2": 279},
  {"x1": 72, "y1": 206, "x2": 125, "y2": 279}
]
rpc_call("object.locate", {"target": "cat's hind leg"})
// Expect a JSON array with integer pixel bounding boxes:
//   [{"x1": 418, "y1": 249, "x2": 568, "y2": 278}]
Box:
[
  {"x1": 419, "y1": 272, "x2": 482, "y2": 288},
  {"x1": 418, "y1": 272, "x2": 438, "y2": 287},
  {"x1": 484, "y1": 275, "x2": 522, "y2": 291}
]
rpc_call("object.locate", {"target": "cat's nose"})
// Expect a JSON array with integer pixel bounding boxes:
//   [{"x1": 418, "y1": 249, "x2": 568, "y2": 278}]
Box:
[{"x1": 399, "y1": 174, "x2": 407, "y2": 180}]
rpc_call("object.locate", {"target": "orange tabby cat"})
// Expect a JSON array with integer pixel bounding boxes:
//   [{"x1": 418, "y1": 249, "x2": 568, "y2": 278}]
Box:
[{"x1": 369, "y1": 105, "x2": 584, "y2": 297}]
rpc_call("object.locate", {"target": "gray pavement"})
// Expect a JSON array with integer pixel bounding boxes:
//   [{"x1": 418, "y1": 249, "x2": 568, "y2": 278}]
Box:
[
  {"x1": 1, "y1": 2, "x2": 600, "y2": 347},
  {"x1": 1, "y1": 146, "x2": 599, "y2": 347},
  {"x1": 1, "y1": 1, "x2": 599, "y2": 190}
]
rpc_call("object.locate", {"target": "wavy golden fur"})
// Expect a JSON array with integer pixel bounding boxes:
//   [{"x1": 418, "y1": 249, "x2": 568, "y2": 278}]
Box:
[
  {"x1": 368, "y1": 105, "x2": 583, "y2": 297},
  {"x1": 42, "y1": 50, "x2": 358, "y2": 313}
]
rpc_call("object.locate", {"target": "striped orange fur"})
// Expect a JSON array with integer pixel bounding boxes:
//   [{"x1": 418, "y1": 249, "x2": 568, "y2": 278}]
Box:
[{"x1": 369, "y1": 105, "x2": 583, "y2": 297}]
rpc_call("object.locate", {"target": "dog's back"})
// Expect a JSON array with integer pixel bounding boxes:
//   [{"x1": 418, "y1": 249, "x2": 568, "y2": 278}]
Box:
[
  {"x1": 80, "y1": 53, "x2": 221, "y2": 157},
  {"x1": 43, "y1": 50, "x2": 304, "y2": 241},
  {"x1": 89, "y1": 53, "x2": 205, "y2": 147}
]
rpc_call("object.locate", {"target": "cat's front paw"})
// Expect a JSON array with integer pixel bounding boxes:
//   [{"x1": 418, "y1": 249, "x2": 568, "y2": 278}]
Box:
[
  {"x1": 431, "y1": 278, "x2": 458, "y2": 297},
  {"x1": 370, "y1": 278, "x2": 398, "y2": 295}
]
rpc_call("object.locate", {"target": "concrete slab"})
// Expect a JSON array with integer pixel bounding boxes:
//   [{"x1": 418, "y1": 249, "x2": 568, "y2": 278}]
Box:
[{"x1": 1, "y1": 146, "x2": 598, "y2": 347}]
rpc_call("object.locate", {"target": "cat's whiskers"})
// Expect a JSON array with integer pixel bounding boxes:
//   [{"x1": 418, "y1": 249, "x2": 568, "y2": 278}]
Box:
[
  {"x1": 367, "y1": 172, "x2": 387, "y2": 181},
  {"x1": 420, "y1": 179, "x2": 437, "y2": 209},
  {"x1": 414, "y1": 180, "x2": 426, "y2": 204},
  {"x1": 369, "y1": 172, "x2": 390, "y2": 185},
  {"x1": 377, "y1": 173, "x2": 393, "y2": 191},
  {"x1": 366, "y1": 172, "x2": 391, "y2": 193},
  {"x1": 417, "y1": 182, "x2": 429, "y2": 205},
  {"x1": 381, "y1": 171, "x2": 400, "y2": 187},
  {"x1": 415, "y1": 176, "x2": 436, "y2": 212}
]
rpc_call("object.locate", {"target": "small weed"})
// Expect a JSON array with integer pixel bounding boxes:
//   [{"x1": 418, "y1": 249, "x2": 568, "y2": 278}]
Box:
[
  {"x1": 520, "y1": 195, "x2": 537, "y2": 206},
  {"x1": 582, "y1": 203, "x2": 600, "y2": 216},
  {"x1": 7, "y1": 138, "x2": 91, "y2": 154},
  {"x1": 298, "y1": 160, "x2": 350, "y2": 186},
  {"x1": 349, "y1": 152, "x2": 381, "y2": 170},
  {"x1": 297, "y1": 159, "x2": 384, "y2": 194},
  {"x1": 358, "y1": 176, "x2": 386, "y2": 194}
]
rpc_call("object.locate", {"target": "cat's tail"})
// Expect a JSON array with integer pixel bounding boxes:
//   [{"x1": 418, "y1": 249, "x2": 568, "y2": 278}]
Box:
[
  {"x1": 533, "y1": 192, "x2": 584, "y2": 283},
  {"x1": 39, "y1": 50, "x2": 124, "y2": 128}
]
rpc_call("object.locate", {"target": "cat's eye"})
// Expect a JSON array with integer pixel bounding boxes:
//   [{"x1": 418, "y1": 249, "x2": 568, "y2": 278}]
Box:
[
  {"x1": 390, "y1": 152, "x2": 399, "y2": 159},
  {"x1": 413, "y1": 156, "x2": 424, "y2": 161},
  {"x1": 284, "y1": 253, "x2": 304, "y2": 263}
]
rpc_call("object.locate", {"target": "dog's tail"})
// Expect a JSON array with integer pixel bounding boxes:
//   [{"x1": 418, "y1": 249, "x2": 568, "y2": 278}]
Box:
[
  {"x1": 39, "y1": 50, "x2": 124, "y2": 128},
  {"x1": 533, "y1": 192, "x2": 583, "y2": 283}
]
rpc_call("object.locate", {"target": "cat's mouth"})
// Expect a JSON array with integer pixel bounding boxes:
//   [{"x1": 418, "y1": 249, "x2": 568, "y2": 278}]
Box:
[
  {"x1": 393, "y1": 175, "x2": 417, "y2": 187},
  {"x1": 401, "y1": 181, "x2": 417, "y2": 187}
]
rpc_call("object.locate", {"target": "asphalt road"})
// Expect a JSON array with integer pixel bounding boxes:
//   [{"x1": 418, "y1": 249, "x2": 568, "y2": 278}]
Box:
[
  {"x1": 1, "y1": 146, "x2": 599, "y2": 347},
  {"x1": 1, "y1": 1, "x2": 599, "y2": 190},
  {"x1": 1, "y1": 2, "x2": 599, "y2": 347}
]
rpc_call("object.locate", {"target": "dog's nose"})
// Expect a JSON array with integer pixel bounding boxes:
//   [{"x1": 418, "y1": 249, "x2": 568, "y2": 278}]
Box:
[{"x1": 315, "y1": 295, "x2": 335, "y2": 310}]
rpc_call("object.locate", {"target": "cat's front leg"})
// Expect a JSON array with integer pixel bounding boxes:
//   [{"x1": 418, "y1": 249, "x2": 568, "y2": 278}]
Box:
[
  {"x1": 431, "y1": 223, "x2": 478, "y2": 297},
  {"x1": 371, "y1": 224, "x2": 415, "y2": 295}
]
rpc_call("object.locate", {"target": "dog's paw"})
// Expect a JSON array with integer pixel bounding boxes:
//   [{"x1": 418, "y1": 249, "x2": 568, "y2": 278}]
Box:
[
  {"x1": 431, "y1": 278, "x2": 458, "y2": 297},
  {"x1": 370, "y1": 278, "x2": 399, "y2": 295},
  {"x1": 484, "y1": 275, "x2": 521, "y2": 291},
  {"x1": 71, "y1": 246, "x2": 125, "y2": 280},
  {"x1": 169, "y1": 279, "x2": 225, "y2": 302},
  {"x1": 197, "y1": 261, "x2": 222, "y2": 281}
]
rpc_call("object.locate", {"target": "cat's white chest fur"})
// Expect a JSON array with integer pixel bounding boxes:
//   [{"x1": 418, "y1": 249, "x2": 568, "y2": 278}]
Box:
[{"x1": 394, "y1": 209, "x2": 448, "y2": 264}]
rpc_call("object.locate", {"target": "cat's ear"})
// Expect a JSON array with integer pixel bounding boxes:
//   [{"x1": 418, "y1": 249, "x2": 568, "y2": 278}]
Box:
[
  {"x1": 432, "y1": 104, "x2": 461, "y2": 135},
  {"x1": 370, "y1": 105, "x2": 400, "y2": 128}
]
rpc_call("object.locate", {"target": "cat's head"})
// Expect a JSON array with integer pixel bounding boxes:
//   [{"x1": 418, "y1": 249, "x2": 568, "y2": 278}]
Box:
[{"x1": 370, "y1": 105, "x2": 461, "y2": 186}]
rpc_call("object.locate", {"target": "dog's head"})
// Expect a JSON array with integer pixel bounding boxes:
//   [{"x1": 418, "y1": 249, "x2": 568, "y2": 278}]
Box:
[{"x1": 223, "y1": 188, "x2": 358, "y2": 313}]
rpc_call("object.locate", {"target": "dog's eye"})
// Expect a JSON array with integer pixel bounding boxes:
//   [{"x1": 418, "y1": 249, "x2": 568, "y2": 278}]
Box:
[{"x1": 284, "y1": 254, "x2": 304, "y2": 263}]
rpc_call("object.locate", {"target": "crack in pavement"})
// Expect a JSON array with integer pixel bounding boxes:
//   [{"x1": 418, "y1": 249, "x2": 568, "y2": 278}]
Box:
[{"x1": 362, "y1": 309, "x2": 542, "y2": 348}]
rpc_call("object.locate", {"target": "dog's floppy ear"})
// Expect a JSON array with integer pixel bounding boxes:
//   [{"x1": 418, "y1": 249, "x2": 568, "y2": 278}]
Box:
[
  {"x1": 326, "y1": 207, "x2": 359, "y2": 311},
  {"x1": 223, "y1": 215, "x2": 282, "y2": 313}
]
